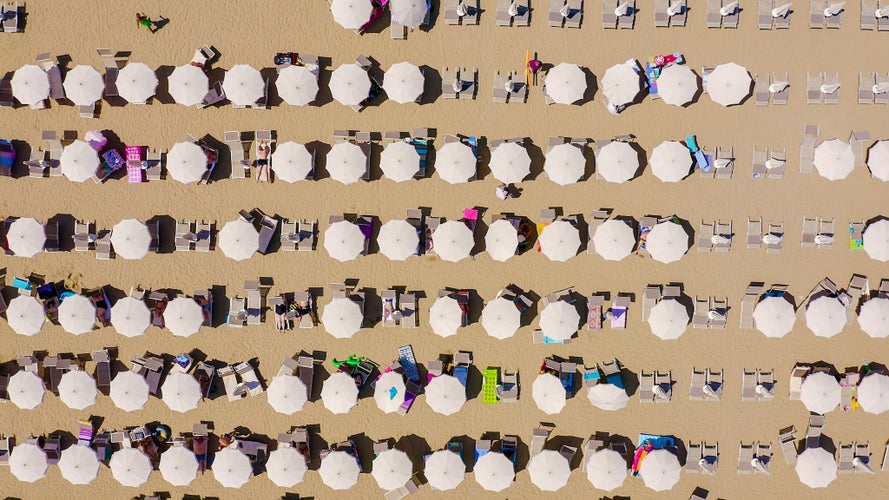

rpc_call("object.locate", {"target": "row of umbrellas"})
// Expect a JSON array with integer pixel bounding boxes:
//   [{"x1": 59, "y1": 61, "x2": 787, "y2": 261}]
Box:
[
  {"x1": 11, "y1": 62, "x2": 319, "y2": 107},
  {"x1": 799, "y1": 369, "x2": 889, "y2": 415},
  {"x1": 9, "y1": 58, "x2": 753, "y2": 109},
  {"x1": 41, "y1": 130, "x2": 887, "y2": 186},
  {"x1": 4, "y1": 433, "x2": 848, "y2": 491}
]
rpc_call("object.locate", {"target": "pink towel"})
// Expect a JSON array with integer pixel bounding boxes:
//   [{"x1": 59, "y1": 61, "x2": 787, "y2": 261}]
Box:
[
  {"x1": 125, "y1": 145, "x2": 142, "y2": 162},
  {"x1": 463, "y1": 208, "x2": 478, "y2": 221},
  {"x1": 127, "y1": 164, "x2": 143, "y2": 183}
]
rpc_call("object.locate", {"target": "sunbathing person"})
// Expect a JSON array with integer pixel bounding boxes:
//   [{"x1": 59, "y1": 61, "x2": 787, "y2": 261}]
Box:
[
  {"x1": 153, "y1": 296, "x2": 168, "y2": 328},
  {"x1": 196, "y1": 295, "x2": 211, "y2": 324},
  {"x1": 382, "y1": 297, "x2": 395, "y2": 324},
  {"x1": 275, "y1": 300, "x2": 289, "y2": 330},
  {"x1": 256, "y1": 141, "x2": 271, "y2": 182},
  {"x1": 91, "y1": 294, "x2": 109, "y2": 326}
]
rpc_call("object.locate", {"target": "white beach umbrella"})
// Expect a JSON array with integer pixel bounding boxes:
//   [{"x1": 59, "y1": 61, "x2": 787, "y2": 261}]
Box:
[
  {"x1": 596, "y1": 141, "x2": 638, "y2": 183},
  {"x1": 485, "y1": 219, "x2": 519, "y2": 262},
  {"x1": 110, "y1": 448, "x2": 152, "y2": 487},
  {"x1": 858, "y1": 297, "x2": 889, "y2": 338},
  {"x1": 857, "y1": 372, "x2": 889, "y2": 414},
  {"x1": 544, "y1": 62, "x2": 587, "y2": 104},
  {"x1": 383, "y1": 61, "x2": 424, "y2": 103},
  {"x1": 218, "y1": 219, "x2": 259, "y2": 261},
  {"x1": 866, "y1": 140, "x2": 889, "y2": 181},
  {"x1": 111, "y1": 297, "x2": 151, "y2": 337},
  {"x1": 326, "y1": 141, "x2": 367, "y2": 184},
  {"x1": 330, "y1": 0, "x2": 374, "y2": 29},
  {"x1": 813, "y1": 139, "x2": 855, "y2": 181},
  {"x1": 110, "y1": 218, "x2": 151, "y2": 260},
  {"x1": 58, "y1": 370, "x2": 97, "y2": 410},
  {"x1": 380, "y1": 140, "x2": 420, "y2": 181},
  {"x1": 266, "y1": 447, "x2": 308, "y2": 487},
  {"x1": 9, "y1": 443, "x2": 47, "y2": 483},
  {"x1": 585, "y1": 448, "x2": 626, "y2": 491},
  {"x1": 429, "y1": 295, "x2": 463, "y2": 337},
  {"x1": 161, "y1": 372, "x2": 202, "y2": 413},
  {"x1": 587, "y1": 383, "x2": 630, "y2": 411},
  {"x1": 800, "y1": 371, "x2": 841, "y2": 414},
  {"x1": 267, "y1": 375, "x2": 308, "y2": 415},
  {"x1": 436, "y1": 141, "x2": 477, "y2": 184},
  {"x1": 372, "y1": 449, "x2": 413, "y2": 490},
  {"x1": 6, "y1": 295, "x2": 45, "y2": 336},
  {"x1": 63, "y1": 65, "x2": 103, "y2": 105},
  {"x1": 481, "y1": 297, "x2": 522, "y2": 340},
  {"x1": 796, "y1": 448, "x2": 837, "y2": 488},
  {"x1": 646, "y1": 221, "x2": 689, "y2": 263},
  {"x1": 166, "y1": 141, "x2": 207, "y2": 184},
  {"x1": 706, "y1": 62, "x2": 752, "y2": 106},
  {"x1": 159, "y1": 445, "x2": 198, "y2": 486},
  {"x1": 753, "y1": 295, "x2": 796, "y2": 338},
  {"x1": 164, "y1": 297, "x2": 204, "y2": 337},
  {"x1": 374, "y1": 371, "x2": 406, "y2": 413},
  {"x1": 276, "y1": 65, "x2": 318, "y2": 106},
  {"x1": 223, "y1": 64, "x2": 264, "y2": 106},
  {"x1": 805, "y1": 295, "x2": 846, "y2": 338},
  {"x1": 330, "y1": 63, "x2": 370, "y2": 106},
  {"x1": 425, "y1": 450, "x2": 465, "y2": 490},
  {"x1": 532, "y1": 373, "x2": 567, "y2": 414},
  {"x1": 601, "y1": 62, "x2": 642, "y2": 106},
  {"x1": 378, "y1": 219, "x2": 419, "y2": 261},
  {"x1": 490, "y1": 142, "x2": 531, "y2": 183},
  {"x1": 474, "y1": 451, "x2": 514, "y2": 492},
  {"x1": 639, "y1": 449, "x2": 681, "y2": 491},
  {"x1": 538, "y1": 220, "x2": 581, "y2": 262},
  {"x1": 321, "y1": 298, "x2": 364, "y2": 339},
  {"x1": 425, "y1": 374, "x2": 466, "y2": 415},
  {"x1": 390, "y1": 0, "x2": 428, "y2": 27},
  {"x1": 117, "y1": 62, "x2": 158, "y2": 103},
  {"x1": 528, "y1": 450, "x2": 571, "y2": 492},
  {"x1": 213, "y1": 447, "x2": 252, "y2": 488},
  {"x1": 864, "y1": 219, "x2": 889, "y2": 262},
  {"x1": 59, "y1": 445, "x2": 100, "y2": 485},
  {"x1": 593, "y1": 219, "x2": 635, "y2": 261},
  {"x1": 168, "y1": 64, "x2": 209, "y2": 106},
  {"x1": 11, "y1": 64, "x2": 49, "y2": 105},
  {"x1": 544, "y1": 143, "x2": 585, "y2": 185},
  {"x1": 432, "y1": 220, "x2": 474, "y2": 263},
  {"x1": 8, "y1": 370, "x2": 45, "y2": 410},
  {"x1": 647, "y1": 299, "x2": 690, "y2": 340},
  {"x1": 319, "y1": 450, "x2": 361, "y2": 490},
  {"x1": 321, "y1": 371, "x2": 359, "y2": 414},
  {"x1": 110, "y1": 370, "x2": 150, "y2": 412},
  {"x1": 6, "y1": 217, "x2": 46, "y2": 257},
  {"x1": 650, "y1": 141, "x2": 692, "y2": 182},
  {"x1": 58, "y1": 294, "x2": 96, "y2": 335},
  {"x1": 60, "y1": 140, "x2": 100, "y2": 183},
  {"x1": 324, "y1": 220, "x2": 365, "y2": 262},
  {"x1": 656, "y1": 64, "x2": 698, "y2": 106},
  {"x1": 540, "y1": 300, "x2": 580, "y2": 340},
  {"x1": 271, "y1": 141, "x2": 313, "y2": 182}
]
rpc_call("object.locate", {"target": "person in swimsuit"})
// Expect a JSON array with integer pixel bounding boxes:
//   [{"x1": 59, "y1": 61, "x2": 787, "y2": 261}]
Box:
[{"x1": 256, "y1": 141, "x2": 271, "y2": 182}]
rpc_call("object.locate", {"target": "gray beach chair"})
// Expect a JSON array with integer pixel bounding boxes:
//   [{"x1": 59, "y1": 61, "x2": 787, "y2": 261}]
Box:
[
  {"x1": 690, "y1": 368, "x2": 707, "y2": 399},
  {"x1": 687, "y1": 442, "x2": 702, "y2": 472},
  {"x1": 879, "y1": 0, "x2": 889, "y2": 29},
  {"x1": 837, "y1": 443, "x2": 854, "y2": 473},
  {"x1": 789, "y1": 365, "x2": 810, "y2": 400},
  {"x1": 714, "y1": 220, "x2": 732, "y2": 251},
  {"x1": 807, "y1": 72, "x2": 823, "y2": 104},
  {"x1": 514, "y1": 0, "x2": 531, "y2": 25},
  {"x1": 723, "y1": 0, "x2": 740, "y2": 27},
  {"x1": 707, "y1": 0, "x2": 723, "y2": 26},
  {"x1": 779, "y1": 426, "x2": 798, "y2": 463},
  {"x1": 672, "y1": 0, "x2": 688, "y2": 24},
  {"x1": 716, "y1": 146, "x2": 734, "y2": 179},
  {"x1": 497, "y1": 0, "x2": 512, "y2": 25},
  {"x1": 698, "y1": 221, "x2": 714, "y2": 252},
  {"x1": 550, "y1": 0, "x2": 566, "y2": 26},
  {"x1": 767, "y1": 147, "x2": 785, "y2": 179},
  {"x1": 850, "y1": 130, "x2": 871, "y2": 168},
  {"x1": 771, "y1": 72, "x2": 789, "y2": 104},
  {"x1": 642, "y1": 286, "x2": 660, "y2": 321},
  {"x1": 742, "y1": 369, "x2": 757, "y2": 401},
  {"x1": 811, "y1": 0, "x2": 826, "y2": 26},
  {"x1": 754, "y1": 76, "x2": 770, "y2": 106},
  {"x1": 618, "y1": 0, "x2": 636, "y2": 28},
  {"x1": 800, "y1": 123, "x2": 819, "y2": 174},
  {"x1": 825, "y1": 3, "x2": 843, "y2": 27},
  {"x1": 747, "y1": 217, "x2": 762, "y2": 249},
  {"x1": 738, "y1": 443, "x2": 754, "y2": 474},
  {"x1": 765, "y1": 222, "x2": 783, "y2": 253},
  {"x1": 861, "y1": 0, "x2": 877, "y2": 28},
  {"x1": 754, "y1": 442, "x2": 772, "y2": 474},
  {"x1": 492, "y1": 70, "x2": 509, "y2": 103},
  {"x1": 760, "y1": 0, "x2": 775, "y2": 27},
  {"x1": 752, "y1": 146, "x2": 768, "y2": 178},
  {"x1": 441, "y1": 67, "x2": 458, "y2": 99},
  {"x1": 508, "y1": 71, "x2": 527, "y2": 103},
  {"x1": 875, "y1": 73, "x2": 889, "y2": 104},
  {"x1": 817, "y1": 218, "x2": 835, "y2": 249},
  {"x1": 823, "y1": 72, "x2": 840, "y2": 104},
  {"x1": 459, "y1": 67, "x2": 477, "y2": 100},
  {"x1": 603, "y1": 0, "x2": 619, "y2": 27},
  {"x1": 654, "y1": 0, "x2": 670, "y2": 25},
  {"x1": 801, "y1": 217, "x2": 818, "y2": 247},
  {"x1": 639, "y1": 371, "x2": 655, "y2": 402},
  {"x1": 655, "y1": 371, "x2": 672, "y2": 402},
  {"x1": 859, "y1": 72, "x2": 875, "y2": 104},
  {"x1": 566, "y1": 0, "x2": 584, "y2": 26}
]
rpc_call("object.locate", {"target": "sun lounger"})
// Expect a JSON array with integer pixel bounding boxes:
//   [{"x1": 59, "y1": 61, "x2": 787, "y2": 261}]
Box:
[
  {"x1": 823, "y1": 72, "x2": 840, "y2": 104},
  {"x1": 655, "y1": 0, "x2": 670, "y2": 25},
  {"x1": 765, "y1": 222, "x2": 783, "y2": 253},
  {"x1": 751, "y1": 145, "x2": 770, "y2": 179},
  {"x1": 754, "y1": 76, "x2": 770, "y2": 107},
  {"x1": 618, "y1": 0, "x2": 636, "y2": 28},
  {"x1": 768, "y1": 72, "x2": 789, "y2": 105},
  {"x1": 850, "y1": 129, "x2": 871, "y2": 169},
  {"x1": 859, "y1": 72, "x2": 875, "y2": 103},
  {"x1": 689, "y1": 368, "x2": 707, "y2": 399},
  {"x1": 610, "y1": 295, "x2": 630, "y2": 329},
  {"x1": 565, "y1": 0, "x2": 584, "y2": 26},
  {"x1": 642, "y1": 286, "x2": 660, "y2": 322},
  {"x1": 459, "y1": 67, "x2": 477, "y2": 100},
  {"x1": 740, "y1": 283, "x2": 763, "y2": 329},
  {"x1": 227, "y1": 296, "x2": 247, "y2": 327},
  {"x1": 709, "y1": 297, "x2": 727, "y2": 329},
  {"x1": 753, "y1": 442, "x2": 772, "y2": 474},
  {"x1": 854, "y1": 443, "x2": 873, "y2": 473},
  {"x1": 687, "y1": 442, "x2": 702, "y2": 473},
  {"x1": 811, "y1": 0, "x2": 827, "y2": 26},
  {"x1": 698, "y1": 221, "x2": 714, "y2": 252},
  {"x1": 507, "y1": 71, "x2": 527, "y2": 103},
  {"x1": 514, "y1": 0, "x2": 531, "y2": 25},
  {"x1": 235, "y1": 361, "x2": 263, "y2": 396},
  {"x1": 777, "y1": 426, "x2": 798, "y2": 464},
  {"x1": 714, "y1": 220, "x2": 732, "y2": 251},
  {"x1": 806, "y1": 415, "x2": 825, "y2": 449},
  {"x1": 639, "y1": 370, "x2": 655, "y2": 402},
  {"x1": 492, "y1": 70, "x2": 509, "y2": 103},
  {"x1": 738, "y1": 443, "x2": 754, "y2": 474},
  {"x1": 218, "y1": 365, "x2": 243, "y2": 401},
  {"x1": 800, "y1": 125, "x2": 818, "y2": 174},
  {"x1": 860, "y1": 0, "x2": 876, "y2": 27},
  {"x1": 400, "y1": 293, "x2": 418, "y2": 328},
  {"x1": 585, "y1": 295, "x2": 604, "y2": 330},
  {"x1": 800, "y1": 216, "x2": 818, "y2": 247},
  {"x1": 767, "y1": 147, "x2": 785, "y2": 179},
  {"x1": 603, "y1": 0, "x2": 619, "y2": 27},
  {"x1": 530, "y1": 424, "x2": 554, "y2": 457},
  {"x1": 759, "y1": 0, "x2": 775, "y2": 27},
  {"x1": 876, "y1": 73, "x2": 889, "y2": 104},
  {"x1": 655, "y1": 371, "x2": 672, "y2": 402},
  {"x1": 244, "y1": 280, "x2": 262, "y2": 325},
  {"x1": 807, "y1": 72, "x2": 823, "y2": 104},
  {"x1": 707, "y1": 0, "x2": 724, "y2": 26},
  {"x1": 789, "y1": 365, "x2": 810, "y2": 400},
  {"x1": 878, "y1": 0, "x2": 889, "y2": 28},
  {"x1": 817, "y1": 218, "x2": 835, "y2": 250},
  {"x1": 722, "y1": 0, "x2": 740, "y2": 26},
  {"x1": 742, "y1": 369, "x2": 759, "y2": 401},
  {"x1": 693, "y1": 297, "x2": 710, "y2": 328},
  {"x1": 705, "y1": 369, "x2": 723, "y2": 400},
  {"x1": 441, "y1": 66, "x2": 458, "y2": 99},
  {"x1": 1, "y1": 2, "x2": 18, "y2": 33},
  {"x1": 496, "y1": 0, "x2": 513, "y2": 25}
]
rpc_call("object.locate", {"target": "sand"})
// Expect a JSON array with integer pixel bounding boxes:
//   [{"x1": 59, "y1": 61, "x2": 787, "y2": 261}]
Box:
[{"x1": 1, "y1": 1, "x2": 888, "y2": 499}]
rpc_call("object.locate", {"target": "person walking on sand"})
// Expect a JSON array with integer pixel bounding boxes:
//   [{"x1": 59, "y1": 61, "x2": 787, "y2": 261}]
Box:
[{"x1": 136, "y1": 13, "x2": 155, "y2": 32}]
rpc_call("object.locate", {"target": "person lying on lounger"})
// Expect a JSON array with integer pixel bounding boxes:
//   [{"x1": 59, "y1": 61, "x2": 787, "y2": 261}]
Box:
[
  {"x1": 256, "y1": 141, "x2": 271, "y2": 183},
  {"x1": 275, "y1": 301, "x2": 290, "y2": 330}
]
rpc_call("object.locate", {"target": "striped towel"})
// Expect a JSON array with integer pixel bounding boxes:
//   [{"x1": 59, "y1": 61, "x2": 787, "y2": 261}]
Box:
[{"x1": 127, "y1": 164, "x2": 143, "y2": 183}]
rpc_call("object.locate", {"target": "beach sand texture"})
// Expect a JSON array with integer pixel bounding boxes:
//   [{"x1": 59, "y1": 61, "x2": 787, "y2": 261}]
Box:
[{"x1": 0, "y1": 1, "x2": 888, "y2": 499}]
